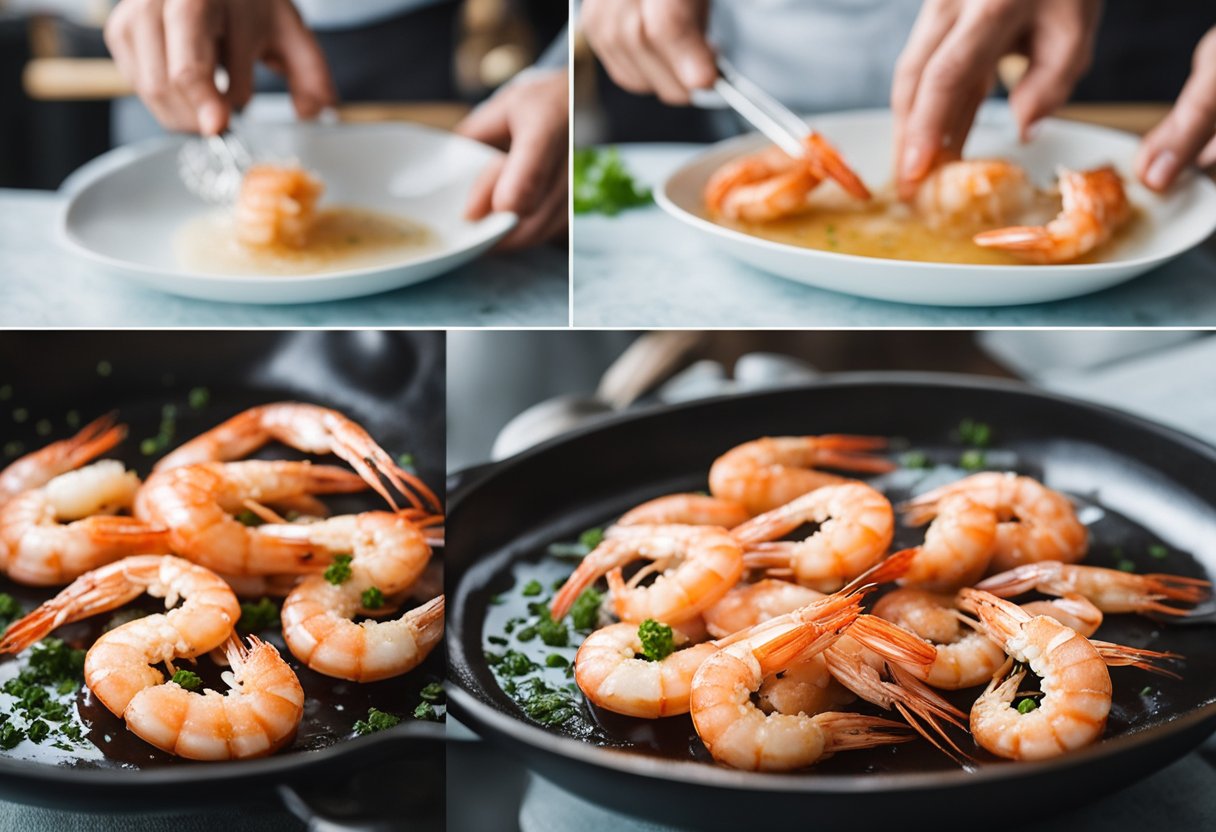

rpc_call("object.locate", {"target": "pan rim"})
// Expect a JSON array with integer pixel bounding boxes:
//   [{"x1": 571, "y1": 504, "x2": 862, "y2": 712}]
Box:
[{"x1": 448, "y1": 369, "x2": 1216, "y2": 794}]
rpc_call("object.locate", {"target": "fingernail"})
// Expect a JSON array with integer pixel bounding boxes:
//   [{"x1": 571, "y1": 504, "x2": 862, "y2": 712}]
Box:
[
  {"x1": 199, "y1": 102, "x2": 226, "y2": 136},
  {"x1": 900, "y1": 143, "x2": 928, "y2": 179},
  {"x1": 680, "y1": 56, "x2": 711, "y2": 90},
  {"x1": 1145, "y1": 150, "x2": 1179, "y2": 190}
]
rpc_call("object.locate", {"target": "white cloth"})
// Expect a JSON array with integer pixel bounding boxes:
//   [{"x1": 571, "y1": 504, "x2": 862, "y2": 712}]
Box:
[
  {"x1": 709, "y1": 0, "x2": 923, "y2": 114},
  {"x1": 292, "y1": 0, "x2": 440, "y2": 30}
]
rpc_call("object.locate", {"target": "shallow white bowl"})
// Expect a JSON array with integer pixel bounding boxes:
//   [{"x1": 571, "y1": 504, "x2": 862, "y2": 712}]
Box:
[
  {"x1": 60, "y1": 122, "x2": 516, "y2": 305},
  {"x1": 656, "y1": 108, "x2": 1216, "y2": 307}
]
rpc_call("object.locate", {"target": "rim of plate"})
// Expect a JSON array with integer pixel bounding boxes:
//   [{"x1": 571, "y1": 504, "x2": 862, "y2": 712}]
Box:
[
  {"x1": 57, "y1": 121, "x2": 518, "y2": 284},
  {"x1": 655, "y1": 108, "x2": 1216, "y2": 273}
]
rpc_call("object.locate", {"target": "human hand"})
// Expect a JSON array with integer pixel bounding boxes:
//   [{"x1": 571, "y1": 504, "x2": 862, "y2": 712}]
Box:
[
  {"x1": 104, "y1": 0, "x2": 336, "y2": 135},
  {"x1": 457, "y1": 68, "x2": 570, "y2": 251},
  {"x1": 1135, "y1": 28, "x2": 1216, "y2": 192},
  {"x1": 580, "y1": 0, "x2": 716, "y2": 105},
  {"x1": 892, "y1": 0, "x2": 1101, "y2": 199}
]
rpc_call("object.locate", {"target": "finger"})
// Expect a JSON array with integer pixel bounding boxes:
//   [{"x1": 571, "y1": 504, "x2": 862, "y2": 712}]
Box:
[
  {"x1": 456, "y1": 97, "x2": 509, "y2": 149},
  {"x1": 163, "y1": 0, "x2": 226, "y2": 134},
  {"x1": 497, "y1": 163, "x2": 568, "y2": 251},
  {"x1": 1200, "y1": 133, "x2": 1216, "y2": 168},
  {"x1": 1136, "y1": 30, "x2": 1216, "y2": 191},
  {"x1": 489, "y1": 104, "x2": 566, "y2": 216},
  {"x1": 1008, "y1": 10, "x2": 1097, "y2": 140},
  {"x1": 891, "y1": 0, "x2": 960, "y2": 174},
  {"x1": 221, "y1": 9, "x2": 257, "y2": 112},
  {"x1": 464, "y1": 156, "x2": 505, "y2": 220},
  {"x1": 897, "y1": 6, "x2": 1018, "y2": 197},
  {"x1": 271, "y1": 2, "x2": 338, "y2": 118},
  {"x1": 631, "y1": 39, "x2": 693, "y2": 105},
  {"x1": 643, "y1": 0, "x2": 716, "y2": 92},
  {"x1": 595, "y1": 5, "x2": 660, "y2": 96},
  {"x1": 128, "y1": 13, "x2": 195, "y2": 130}
]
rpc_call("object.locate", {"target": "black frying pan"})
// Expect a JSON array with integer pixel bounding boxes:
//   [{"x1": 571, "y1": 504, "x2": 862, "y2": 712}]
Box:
[
  {"x1": 447, "y1": 372, "x2": 1216, "y2": 832},
  {"x1": 0, "y1": 331, "x2": 445, "y2": 830}
]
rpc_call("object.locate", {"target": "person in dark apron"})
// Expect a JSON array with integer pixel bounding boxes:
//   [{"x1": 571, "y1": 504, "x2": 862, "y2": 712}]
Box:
[
  {"x1": 579, "y1": 0, "x2": 1215, "y2": 195},
  {"x1": 103, "y1": 0, "x2": 567, "y2": 249}
]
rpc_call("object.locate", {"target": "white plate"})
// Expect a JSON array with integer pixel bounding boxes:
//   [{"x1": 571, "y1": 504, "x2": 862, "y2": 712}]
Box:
[
  {"x1": 656, "y1": 108, "x2": 1216, "y2": 307},
  {"x1": 59, "y1": 122, "x2": 516, "y2": 305}
]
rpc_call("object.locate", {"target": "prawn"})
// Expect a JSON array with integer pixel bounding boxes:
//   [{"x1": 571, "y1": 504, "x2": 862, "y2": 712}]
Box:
[
  {"x1": 0, "y1": 413, "x2": 126, "y2": 509},
  {"x1": 689, "y1": 598, "x2": 911, "y2": 771},
  {"x1": 734, "y1": 482, "x2": 895, "y2": 592},
  {"x1": 975, "y1": 561, "x2": 1210, "y2": 617},
  {"x1": 234, "y1": 164, "x2": 324, "y2": 249},
  {"x1": 958, "y1": 588, "x2": 1111, "y2": 761},
  {"x1": 708, "y1": 434, "x2": 894, "y2": 516},
  {"x1": 0, "y1": 459, "x2": 168, "y2": 586},
  {"x1": 902, "y1": 473, "x2": 1088, "y2": 572},
  {"x1": 548, "y1": 524, "x2": 744, "y2": 625},
  {"x1": 153, "y1": 402, "x2": 439, "y2": 513},
  {"x1": 270, "y1": 511, "x2": 444, "y2": 681},
  {"x1": 894, "y1": 494, "x2": 997, "y2": 591},
  {"x1": 705, "y1": 133, "x2": 872, "y2": 223},
  {"x1": 914, "y1": 159, "x2": 1035, "y2": 232},
  {"x1": 617, "y1": 494, "x2": 749, "y2": 529},
  {"x1": 1, "y1": 555, "x2": 300, "y2": 760},
  {"x1": 973, "y1": 166, "x2": 1131, "y2": 264},
  {"x1": 135, "y1": 460, "x2": 370, "y2": 576}
]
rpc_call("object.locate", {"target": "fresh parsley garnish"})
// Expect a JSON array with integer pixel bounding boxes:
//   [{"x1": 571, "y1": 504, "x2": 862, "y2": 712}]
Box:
[
  {"x1": 638, "y1": 619, "x2": 675, "y2": 662},
  {"x1": 573, "y1": 148, "x2": 652, "y2": 215},
  {"x1": 324, "y1": 554, "x2": 354, "y2": 585}
]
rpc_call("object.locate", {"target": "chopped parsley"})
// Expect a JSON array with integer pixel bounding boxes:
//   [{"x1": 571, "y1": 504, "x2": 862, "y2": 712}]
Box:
[
  {"x1": 521, "y1": 580, "x2": 544, "y2": 597},
  {"x1": 900, "y1": 450, "x2": 930, "y2": 469},
  {"x1": 413, "y1": 701, "x2": 440, "y2": 721},
  {"x1": 569, "y1": 588, "x2": 603, "y2": 631},
  {"x1": 324, "y1": 554, "x2": 354, "y2": 585},
  {"x1": 638, "y1": 619, "x2": 674, "y2": 662},
  {"x1": 487, "y1": 650, "x2": 537, "y2": 677},
  {"x1": 1116, "y1": 558, "x2": 1137, "y2": 573},
  {"x1": 353, "y1": 707, "x2": 401, "y2": 735},
  {"x1": 959, "y1": 449, "x2": 987, "y2": 471},
  {"x1": 1016, "y1": 697, "x2": 1039, "y2": 714},
  {"x1": 170, "y1": 670, "x2": 202, "y2": 691},
  {"x1": 187, "y1": 387, "x2": 210, "y2": 409},
  {"x1": 361, "y1": 587, "x2": 386, "y2": 609},
  {"x1": 0, "y1": 593, "x2": 21, "y2": 625},
  {"x1": 573, "y1": 148, "x2": 652, "y2": 215},
  {"x1": 545, "y1": 654, "x2": 569, "y2": 669},
  {"x1": 237, "y1": 597, "x2": 279, "y2": 632},
  {"x1": 397, "y1": 453, "x2": 415, "y2": 470},
  {"x1": 419, "y1": 682, "x2": 444, "y2": 703},
  {"x1": 12, "y1": 408, "x2": 27, "y2": 424},
  {"x1": 535, "y1": 614, "x2": 569, "y2": 648},
  {"x1": 579, "y1": 528, "x2": 605, "y2": 550},
  {"x1": 957, "y1": 418, "x2": 993, "y2": 448},
  {"x1": 1140, "y1": 686, "x2": 1153, "y2": 697},
  {"x1": 1148, "y1": 544, "x2": 1169, "y2": 560},
  {"x1": 506, "y1": 677, "x2": 579, "y2": 726},
  {"x1": 0, "y1": 638, "x2": 88, "y2": 750}
]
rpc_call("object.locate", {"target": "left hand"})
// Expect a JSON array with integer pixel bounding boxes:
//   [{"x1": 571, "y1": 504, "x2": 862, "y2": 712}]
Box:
[{"x1": 457, "y1": 68, "x2": 569, "y2": 251}]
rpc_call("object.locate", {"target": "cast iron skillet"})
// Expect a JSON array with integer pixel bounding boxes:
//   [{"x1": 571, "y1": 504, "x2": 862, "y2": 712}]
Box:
[
  {"x1": 0, "y1": 331, "x2": 445, "y2": 830},
  {"x1": 448, "y1": 372, "x2": 1216, "y2": 832}
]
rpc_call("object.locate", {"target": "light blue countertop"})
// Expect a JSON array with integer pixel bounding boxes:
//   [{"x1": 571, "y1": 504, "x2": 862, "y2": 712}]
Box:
[
  {"x1": 573, "y1": 144, "x2": 1216, "y2": 328},
  {"x1": 0, "y1": 189, "x2": 568, "y2": 328}
]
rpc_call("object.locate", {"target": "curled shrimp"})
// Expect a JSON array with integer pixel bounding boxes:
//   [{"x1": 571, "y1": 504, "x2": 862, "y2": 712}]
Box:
[
  {"x1": 709, "y1": 434, "x2": 894, "y2": 516},
  {"x1": 873, "y1": 588, "x2": 1006, "y2": 690},
  {"x1": 0, "y1": 555, "x2": 299, "y2": 760},
  {"x1": 973, "y1": 166, "x2": 1131, "y2": 264},
  {"x1": 704, "y1": 578, "x2": 822, "y2": 639},
  {"x1": 270, "y1": 511, "x2": 444, "y2": 681},
  {"x1": 914, "y1": 159, "x2": 1034, "y2": 232},
  {"x1": 549, "y1": 524, "x2": 744, "y2": 625},
  {"x1": 617, "y1": 494, "x2": 749, "y2": 529},
  {"x1": 976, "y1": 561, "x2": 1211, "y2": 617},
  {"x1": 135, "y1": 460, "x2": 370, "y2": 576},
  {"x1": 902, "y1": 473, "x2": 1087, "y2": 572},
  {"x1": 958, "y1": 588, "x2": 1111, "y2": 761},
  {"x1": 735, "y1": 482, "x2": 895, "y2": 592},
  {"x1": 690, "y1": 594, "x2": 911, "y2": 771},
  {"x1": 0, "y1": 459, "x2": 169, "y2": 586},
  {"x1": 235, "y1": 164, "x2": 324, "y2": 249},
  {"x1": 0, "y1": 414, "x2": 125, "y2": 509},
  {"x1": 154, "y1": 402, "x2": 439, "y2": 513},
  {"x1": 894, "y1": 494, "x2": 997, "y2": 591},
  {"x1": 705, "y1": 133, "x2": 872, "y2": 223}
]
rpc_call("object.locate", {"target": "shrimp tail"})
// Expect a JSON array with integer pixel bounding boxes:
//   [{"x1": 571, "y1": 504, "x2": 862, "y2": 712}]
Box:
[
  {"x1": 550, "y1": 541, "x2": 630, "y2": 620},
  {"x1": 1092, "y1": 640, "x2": 1184, "y2": 679},
  {"x1": 973, "y1": 563, "x2": 1048, "y2": 597},
  {"x1": 842, "y1": 549, "x2": 916, "y2": 593},
  {"x1": 814, "y1": 712, "x2": 915, "y2": 753},
  {"x1": 1141, "y1": 573, "x2": 1212, "y2": 608},
  {"x1": 748, "y1": 599, "x2": 862, "y2": 669},
  {"x1": 804, "y1": 134, "x2": 872, "y2": 202},
  {"x1": 61, "y1": 412, "x2": 128, "y2": 468},
  {"x1": 77, "y1": 516, "x2": 170, "y2": 547},
  {"x1": 973, "y1": 225, "x2": 1053, "y2": 251},
  {"x1": 742, "y1": 541, "x2": 796, "y2": 570},
  {"x1": 0, "y1": 563, "x2": 146, "y2": 653},
  {"x1": 847, "y1": 615, "x2": 936, "y2": 667}
]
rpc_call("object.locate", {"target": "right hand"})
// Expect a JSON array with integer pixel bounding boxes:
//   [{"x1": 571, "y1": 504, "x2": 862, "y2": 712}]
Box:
[
  {"x1": 580, "y1": 0, "x2": 717, "y2": 105},
  {"x1": 104, "y1": 0, "x2": 337, "y2": 135}
]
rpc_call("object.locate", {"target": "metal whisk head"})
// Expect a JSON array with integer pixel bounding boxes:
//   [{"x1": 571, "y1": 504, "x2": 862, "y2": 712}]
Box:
[{"x1": 177, "y1": 131, "x2": 253, "y2": 204}]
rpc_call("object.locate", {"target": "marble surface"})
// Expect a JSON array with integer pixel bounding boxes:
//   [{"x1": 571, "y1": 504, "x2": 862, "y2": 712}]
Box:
[
  {"x1": 572, "y1": 144, "x2": 1216, "y2": 327},
  {"x1": 0, "y1": 189, "x2": 569, "y2": 327}
]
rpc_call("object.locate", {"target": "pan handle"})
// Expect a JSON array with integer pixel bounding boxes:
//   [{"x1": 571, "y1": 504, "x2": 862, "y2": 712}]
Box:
[
  {"x1": 278, "y1": 783, "x2": 439, "y2": 832},
  {"x1": 446, "y1": 460, "x2": 500, "y2": 498}
]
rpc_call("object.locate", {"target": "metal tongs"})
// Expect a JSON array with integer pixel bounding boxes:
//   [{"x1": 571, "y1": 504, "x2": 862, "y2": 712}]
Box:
[
  {"x1": 713, "y1": 57, "x2": 810, "y2": 158},
  {"x1": 176, "y1": 129, "x2": 253, "y2": 204}
]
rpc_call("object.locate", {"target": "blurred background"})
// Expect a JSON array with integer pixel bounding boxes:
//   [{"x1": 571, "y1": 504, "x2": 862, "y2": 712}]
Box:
[
  {"x1": 0, "y1": 0, "x2": 566, "y2": 189},
  {"x1": 574, "y1": 2, "x2": 1216, "y2": 145},
  {"x1": 448, "y1": 330, "x2": 1216, "y2": 471}
]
